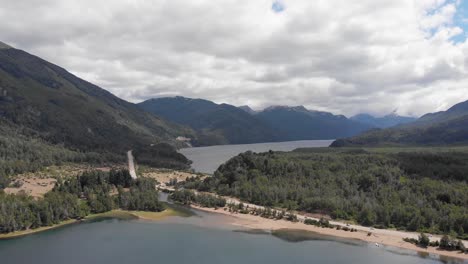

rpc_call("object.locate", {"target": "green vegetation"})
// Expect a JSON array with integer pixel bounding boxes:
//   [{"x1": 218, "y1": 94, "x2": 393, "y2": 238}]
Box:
[
  {"x1": 0, "y1": 46, "x2": 193, "y2": 181},
  {"x1": 332, "y1": 100, "x2": 468, "y2": 147},
  {"x1": 418, "y1": 233, "x2": 430, "y2": 247},
  {"x1": 350, "y1": 113, "x2": 416, "y2": 128},
  {"x1": 439, "y1": 235, "x2": 467, "y2": 252},
  {"x1": 0, "y1": 170, "x2": 164, "y2": 234},
  {"x1": 138, "y1": 97, "x2": 280, "y2": 145},
  {"x1": 224, "y1": 202, "x2": 299, "y2": 222},
  {"x1": 0, "y1": 124, "x2": 123, "y2": 189},
  {"x1": 188, "y1": 148, "x2": 468, "y2": 238},
  {"x1": 403, "y1": 234, "x2": 467, "y2": 253},
  {"x1": 138, "y1": 97, "x2": 373, "y2": 145},
  {"x1": 170, "y1": 189, "x2": 226, "y2": 208},
  {"x1": 256, "y1": 106, "x2": 371, "y2": 141},
  {"x1": 303, "y1": 218, "x2": 341, "y2": 229}
]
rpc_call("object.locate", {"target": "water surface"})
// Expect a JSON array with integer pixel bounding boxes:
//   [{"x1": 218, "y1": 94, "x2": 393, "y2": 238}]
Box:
[
  {"x1": 0, "y1": 211, "x2": 455, "y2": 264},
  {"x1": 180, "y1": 140, "x2": 333, "y2": 173}
]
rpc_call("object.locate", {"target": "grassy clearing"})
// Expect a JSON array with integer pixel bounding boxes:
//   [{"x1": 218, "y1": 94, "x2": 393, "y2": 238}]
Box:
[
  {"x1": 128, "y1": 208, "x2": 181, "y2": 220},
  {"x1": 85, "y1": 210, "x2": 139, "y2": 221}
]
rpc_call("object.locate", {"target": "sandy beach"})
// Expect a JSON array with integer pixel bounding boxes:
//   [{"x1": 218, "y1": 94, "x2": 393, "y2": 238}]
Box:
[{"x1": 191, "y1": 205, "x2": 468, "y2": 261}]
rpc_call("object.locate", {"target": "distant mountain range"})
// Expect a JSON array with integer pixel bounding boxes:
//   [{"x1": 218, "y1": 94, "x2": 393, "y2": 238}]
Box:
[
  {"x1": 139, "y1": 98, "x2": 379, "y2": 143},
  {"x1": 4, "y1": 39, "x2": 464, "y2": 158},
  {"x1": 332, "y1": 100, "x2": 468, "y2": 147},
  {"x1": 0, "y1": 41, "x2": 192, "y2": 168},
  {"x1": 350, "y1": 113, "x2": 416, "y2": 128},
  {"x1": 255, "y1": 105, "x2": 372, "y2": 141},
  {"x1": 138, "y1": 97, "x2": 280, "y2": 145}
]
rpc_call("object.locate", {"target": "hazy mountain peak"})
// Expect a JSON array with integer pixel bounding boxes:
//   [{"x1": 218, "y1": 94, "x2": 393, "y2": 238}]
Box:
[
  {"x1": 447, "y1": 99, "x2": 468, "y2": 113},
  {"x1": 335, "y1": 98, "x2": 468, "y2": 147},
  {"x1": 138, "y1": 97, "x2": 280, "y2": 145},
  {"x1": 264, "y1": 105, "x2": 308, "y2": 112},
  {"x1": 239, "y1": 105, "x2": 256, "y2": 115},
  {"x1": 0, "y1": 41, "x2": 12, "y2": 49},
  {"x1": 350, "y1": 112, "x2": 416, "y2": 128}
]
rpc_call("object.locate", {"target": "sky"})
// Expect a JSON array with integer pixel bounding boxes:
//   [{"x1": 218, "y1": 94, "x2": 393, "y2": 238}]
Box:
[{"x1": 1, "y1": 0, "x2": 468, "y2": 117}]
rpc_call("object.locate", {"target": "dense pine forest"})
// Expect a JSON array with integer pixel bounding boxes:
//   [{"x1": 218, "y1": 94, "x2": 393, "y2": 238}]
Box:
[
  {"x1": 187, "y1": 148, "x2": 468, "y2": 239},
  {"x1": 0, "y1": 170, "x2": 163, "y2": 234}
]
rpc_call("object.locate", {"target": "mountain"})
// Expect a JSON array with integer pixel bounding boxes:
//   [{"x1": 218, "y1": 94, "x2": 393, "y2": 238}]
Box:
[
  {"x1": 138, "y1": 97, "x2": 280, "y2": 145},
  {"x1": 0, "y1": 41, "x2": 193, "y2": 169},
  {"x1": 238, "y1": 105, "x2": 257, "y2": 115},
  {"x1": 332, "y1": 100, "x2": 468, "y2": 147},
  {"x1": 351, "y1": 113, "x2": 416, "y2": 128},
  {"x1": 255, "y1": 106, "x2": 372, "y2": 140}
]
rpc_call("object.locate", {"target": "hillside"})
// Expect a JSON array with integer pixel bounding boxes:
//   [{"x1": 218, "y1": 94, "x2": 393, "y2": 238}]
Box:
[
  {"x1": 256, "y1": 106, "x2": 372, "y2": 140},
  {"x1": 0, "y1": 42, "x2": 193, "y2": 172},
  {"x1": 351, "y1": 113, "x2": 416, "y2": 128},
  {"x1": 138, "y1": 97, "x2": 280, "y2": 145},
  {"x1": 332, "y1": 100, "x2": 468, "y2": 147}
]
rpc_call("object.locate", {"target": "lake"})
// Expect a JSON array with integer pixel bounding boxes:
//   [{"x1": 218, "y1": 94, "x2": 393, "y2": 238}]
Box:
[
  {"x1": 0, "y1": 208, "x2": 456, "y2": 264},
  {"x1": 180, "y1": 140, "x2": 334, "y2": 173}
]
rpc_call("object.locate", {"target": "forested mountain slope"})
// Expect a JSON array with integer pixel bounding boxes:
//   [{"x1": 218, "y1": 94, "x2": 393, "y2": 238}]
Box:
[
  {"x1": 350, "y1": 113, "x2": 416, "y2": 128},
  {"x1": 332, "y1": 100, "x2": 468, "y2": 147},
  {"x1": 0, "y1": 41, "x2": 192, "y2": 176},
  {"x1": 138, "y1": 97, "x2": 280, "y2": 145},
  {"x1": 256, "y1": 106, "x2": 372, "y2": 140}
]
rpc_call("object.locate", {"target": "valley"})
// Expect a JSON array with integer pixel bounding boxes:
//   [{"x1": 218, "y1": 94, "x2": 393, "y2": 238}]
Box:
[{"x1": 0, "y1": 41, "x2": 467, "y2": 264}]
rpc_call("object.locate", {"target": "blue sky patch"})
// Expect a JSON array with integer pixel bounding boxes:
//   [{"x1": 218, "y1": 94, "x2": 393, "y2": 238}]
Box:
[
  {"x1": 452, "y1": 0, "x2": 468, "y2": 42},
  {"x1": 272, "y1": 1, "x2": 285, "y2": 13}
]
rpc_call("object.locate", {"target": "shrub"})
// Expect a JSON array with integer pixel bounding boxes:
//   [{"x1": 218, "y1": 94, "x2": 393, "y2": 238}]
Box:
[{"x1": 418, "y1": 233, "x2": 430, "y2": 247}]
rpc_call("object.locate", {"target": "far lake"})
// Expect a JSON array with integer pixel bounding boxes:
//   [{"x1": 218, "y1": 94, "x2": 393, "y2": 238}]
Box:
[
  {"x1": 180, "y1": 140, "x2": 334, "y2": 173},
  {"x1": 0, "y1": 207, "x2": 456, "y2": 264}
]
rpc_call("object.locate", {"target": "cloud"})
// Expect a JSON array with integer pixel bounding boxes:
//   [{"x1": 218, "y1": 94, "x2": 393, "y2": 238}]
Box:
[{"x1": 1, "y1": 0, "x2": 467, "y2": 117}]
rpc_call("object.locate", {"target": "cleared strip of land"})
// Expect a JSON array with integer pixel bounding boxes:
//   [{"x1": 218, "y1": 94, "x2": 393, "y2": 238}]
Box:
[{"x1": 127, "y1": 150, "x2": 137, "y2": 179}]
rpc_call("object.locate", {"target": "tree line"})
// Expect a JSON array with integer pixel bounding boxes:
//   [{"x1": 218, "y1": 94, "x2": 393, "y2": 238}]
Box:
[
  {"x1": 404, "y1": 233, "x2": 467, "y2": 253},
  {"x1": 0, "y1": 169, "x2": 163, "y2": 234},
  {"x1": 170, "y1": 189, "x2": 226, "y2": 208},
  {"x1": 184, "y1": 149, "x2": 468, "y2": 239},
  {"x1": 0, "y1": 126, "x2": 124, "y2": 189}
]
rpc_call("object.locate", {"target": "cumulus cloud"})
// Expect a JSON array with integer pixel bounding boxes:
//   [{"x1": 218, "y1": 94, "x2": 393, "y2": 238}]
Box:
[{"x1": 1, "y1": 0, "x2": 467, "y2": 117}]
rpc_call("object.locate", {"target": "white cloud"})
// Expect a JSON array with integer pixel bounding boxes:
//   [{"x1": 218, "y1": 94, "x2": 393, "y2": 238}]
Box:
[{"x1": 0, "y1": 0, "x2": 467, "y2": 117}]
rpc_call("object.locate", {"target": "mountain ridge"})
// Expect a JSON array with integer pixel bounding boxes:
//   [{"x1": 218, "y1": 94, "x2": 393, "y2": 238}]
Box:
[
  {"x1": 351, "y1": 113, "x2": 417, "y2": 128},
  {"x1": 332, "y1": 99, "x2": 468, "y2": 147},
  {"x1": 138, "y1": 97, "x2": 280, "y2": 145},
  {"x1": 0, "y1": 42, "x2": 193, "y2": 169},
  {"x1": 255, "y1": 105, "x2": 372, "y2": 140}
]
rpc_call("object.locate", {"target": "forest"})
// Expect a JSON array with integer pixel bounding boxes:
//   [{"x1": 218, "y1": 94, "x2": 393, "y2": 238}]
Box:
[
  {"x1": 0, "y1": 123, "x2": 191, "y2": 190},
  {"x1": 0, "y1": 122, "x2": 124, "y2": 189},
  {"x1": 0, "y1": 169, "x2": 163, "y2": 234},
  {"x1": 170, "y1": 189, "x2": 226, "y2": 208},
  {"x1": 187, "y1": 148, "x2": 468, "y2": 239}
]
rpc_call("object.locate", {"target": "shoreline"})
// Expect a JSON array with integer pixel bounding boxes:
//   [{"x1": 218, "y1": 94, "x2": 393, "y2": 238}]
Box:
[
  {"x1": 0, "y1": 219, "x2": 78, "y2": 240},
  {"x1": 0, "y1": 209, "x2": 179, "y2": 240},
  {"x1": 1, "y1": 202, "x2": 466, "y2": 261},
  {"x1": 191, "y1": 205, "x2": 468, "y2": 261}
]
